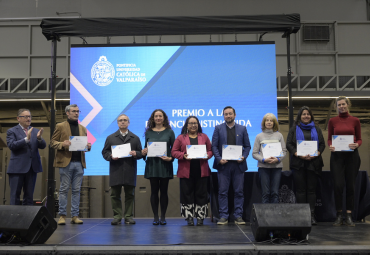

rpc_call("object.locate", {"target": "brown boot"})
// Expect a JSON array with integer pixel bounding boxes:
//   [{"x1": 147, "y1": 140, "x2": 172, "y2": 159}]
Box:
[
  {"x1": 71, "y1": 216, "x2": 83, "y2": 224},
  {"x1": 58, "y1": 215, "x2": 66, "y2": 225}
]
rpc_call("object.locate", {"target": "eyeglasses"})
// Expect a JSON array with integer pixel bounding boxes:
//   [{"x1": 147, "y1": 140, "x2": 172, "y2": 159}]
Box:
[
  {"x1": 70, "y1": 110, "x2": 81, "y2": 113},
  {"x1": 19, "y1": 115, "x2": 32, "y2": 119},
  {"x1": 188, "y1": 122, "x2": 198, "y2": 126},
  {"x1": 118, "y1": 119, "x2": 129, "y2": 122}
]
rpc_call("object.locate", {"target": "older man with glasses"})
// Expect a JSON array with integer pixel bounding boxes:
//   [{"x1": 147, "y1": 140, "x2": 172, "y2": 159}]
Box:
[
  {"x1": 102, "y1": 114, "x2": 143, "y2": 225},
  {"x1": 51, "y1": 104, "x2": 91, "y2": 225},
  {"x1": 6, "y1": 108, "x2": 46, "y2": 205}
]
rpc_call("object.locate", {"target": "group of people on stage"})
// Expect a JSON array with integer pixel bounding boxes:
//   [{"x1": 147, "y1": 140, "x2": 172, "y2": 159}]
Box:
[
  {"x1": 6, "y1": 96, "x2": 361, "y2": 228},
  {"x1": 253, "y1": 96, "x2": 361, "y2": 227}
]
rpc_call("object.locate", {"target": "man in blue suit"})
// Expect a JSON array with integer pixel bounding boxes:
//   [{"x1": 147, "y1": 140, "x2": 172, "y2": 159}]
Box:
[
  {"x1": 212, "y1": 106, "x2": 251, "y2": 225},
  {"x1": 6, "y1": 108, "x2": 46, "y2": 205}
]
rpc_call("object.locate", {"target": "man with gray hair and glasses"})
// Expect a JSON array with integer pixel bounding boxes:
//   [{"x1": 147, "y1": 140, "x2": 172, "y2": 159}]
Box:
[
  {"x1": 102, "y1": 114, "x2": 143, "y2": 225},
  {"x1": 51, "y1": 104, "x2": 91, "y2": 225},
  {"x1": 7, "y1": 108, "x2": 46, "y2": 205}
]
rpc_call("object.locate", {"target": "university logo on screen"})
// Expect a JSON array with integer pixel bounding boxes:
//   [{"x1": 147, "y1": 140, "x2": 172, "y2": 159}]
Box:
[{"x1": 91, "y1": 56, "x2": 115, "y2": 86}]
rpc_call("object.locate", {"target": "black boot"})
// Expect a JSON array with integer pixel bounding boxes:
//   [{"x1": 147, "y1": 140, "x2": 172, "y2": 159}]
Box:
[
  {"x1": 333, "y1": 211, "x2": 343, "y2": 226},
  {"x1": 311, "y1": 210, "x2": 317, "y2": 226},
  {"x1": 186, "y1": 217, "x2": 194, "y2": 226},
  {"x1": 343, "y1": 212, "x2": 355, "y2": 227},
  {"x1": 196, "y1": 218, "x2": 204, "y2": 226}
]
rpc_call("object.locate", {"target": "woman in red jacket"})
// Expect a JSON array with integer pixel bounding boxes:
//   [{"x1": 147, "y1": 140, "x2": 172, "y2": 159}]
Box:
[
  {"x1": 328, "y1": 96, "x2": 361, "y2": 227},
  {"x1": 172, "y1": 116, "x2": 213, "y2": 226}
]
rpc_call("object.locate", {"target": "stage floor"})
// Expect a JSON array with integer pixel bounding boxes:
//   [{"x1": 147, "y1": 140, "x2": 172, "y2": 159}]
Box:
[{"x1": 2, "y1": 218, "x2": 370, "y2": 254}]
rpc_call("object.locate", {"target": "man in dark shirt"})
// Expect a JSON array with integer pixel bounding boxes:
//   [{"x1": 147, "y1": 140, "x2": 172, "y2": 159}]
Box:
[
  {"x1": 212, "y1": 106, "x2": 251, "y2": 225},
  {"x1": 51, "y1": 104, "x2": 91, "y2": 225}
]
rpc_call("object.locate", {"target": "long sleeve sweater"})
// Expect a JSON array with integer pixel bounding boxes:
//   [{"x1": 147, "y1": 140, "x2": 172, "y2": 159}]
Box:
[
  {"x1": 252, "y1": 129, "x2": 287, "y2": 168},
  {"x1": 327, "y1": 112, "x2": 362, "y2": 147}
]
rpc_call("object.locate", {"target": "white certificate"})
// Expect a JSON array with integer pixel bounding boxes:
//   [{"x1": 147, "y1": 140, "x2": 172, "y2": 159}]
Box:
[
  {"x1": 297, "y1": 140, "x2": 318, "y2": 156},
  {"x1": 332, "y1": 135, "x2": 354, "y2": 151},
  {"x1": 262, "y1": 142, "x2": 283, "y2": 158},
  {"x1": 222, "y1": 145, "x2": 243, "y2": 160},
  {"x1": 69, "y1": 136, "x2": 88, "y2": 151},
  {"x1": 186, "y1": 145, "x2": 207, "y2": 159},
  {"x1": 111, "y1": 144, "x2": 132, "y2": 158},
  {"x1": 147, "y1": 142, "x2": 167, "y2": 157}
]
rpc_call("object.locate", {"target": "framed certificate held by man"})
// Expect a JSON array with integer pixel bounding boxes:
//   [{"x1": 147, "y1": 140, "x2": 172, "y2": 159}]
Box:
[
  {"x1": 222, "y1": 145, "x2": 243, "y2": 160},
  {"x1": 111, "y1": 144, "x2": 132, "y2": 158},
  {"x1": 69, "y1": 136, "x2": 88, "y2": 151}
]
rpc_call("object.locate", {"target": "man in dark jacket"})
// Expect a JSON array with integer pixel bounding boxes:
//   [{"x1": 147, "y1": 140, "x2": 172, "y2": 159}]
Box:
[
  {"x1": 102, "y1": 114, "x2": 143, "y2": 225},
  {"x1": 7, "y1": 108, "x2": 46, "y2": 205}
]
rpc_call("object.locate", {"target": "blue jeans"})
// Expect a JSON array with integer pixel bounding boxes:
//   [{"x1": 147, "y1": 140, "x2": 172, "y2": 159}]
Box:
[
  {"x1": 218, "y1": 162, "x2": 244, "y2": 219},
  {"x1": 258, "y1": 167, "x2": 282, "y2": 204},
  {"x1": 58, "y1": 162, "x2": 84, "y2": 217}
]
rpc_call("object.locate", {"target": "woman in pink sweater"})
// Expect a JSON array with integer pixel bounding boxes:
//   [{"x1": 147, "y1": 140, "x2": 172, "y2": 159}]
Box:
[{"x1": 172, "y1": 116, "x2": 213, "y2": 226}]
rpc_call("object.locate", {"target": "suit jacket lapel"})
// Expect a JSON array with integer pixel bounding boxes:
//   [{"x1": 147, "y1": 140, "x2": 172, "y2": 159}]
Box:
[
  {"x1": 78, "y1": 124, "x2": 85, "y2": 136},
  {"x1": 16, "y1": 125, "x2": 27, "y2": 138},
  {"x1": 123, "y1": 131, "x2": 132, "y2": 144},
  {"x1": 64, "y1": 121, "x2": 72, "y2": 137},
  {"x1": 115, "y1": 130, "x2": 125, "y2": 143},
  {"x1": 222, "y1": 123, "x2": 228, "y2": 145}
]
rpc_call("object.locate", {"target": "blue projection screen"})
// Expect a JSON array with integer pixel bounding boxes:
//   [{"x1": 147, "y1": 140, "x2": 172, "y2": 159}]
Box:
[{"x1": 70, "y1": 43, "x2": 277, "y2": 175}]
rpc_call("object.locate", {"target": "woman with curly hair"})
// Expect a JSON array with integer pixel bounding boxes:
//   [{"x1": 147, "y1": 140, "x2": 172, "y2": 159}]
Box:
[{"x1": 141, "y1": 109, "x2": 175, "y2": 225}]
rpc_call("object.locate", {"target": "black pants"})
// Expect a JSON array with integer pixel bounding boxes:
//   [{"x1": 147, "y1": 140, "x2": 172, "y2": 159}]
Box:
[
  {"x1": 149, "y1": 178, "x2": 170, "y2": 220},
  {"x1": 330, "y1": 150, "x2": 361, "y2": 211},
  {"x1": 180, "y1": 167, "x2": 208, "y2": 219},
  {"x1": 293, "y1": 168, "x2": 318, "y2": 211}
]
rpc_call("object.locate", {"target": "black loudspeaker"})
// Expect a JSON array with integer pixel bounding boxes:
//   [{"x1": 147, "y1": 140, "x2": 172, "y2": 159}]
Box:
[
  {"x1": 250, "y1": 203, "x2": 311, "y2": 242},
  {"x1": 0, "y1": 205, "x2": 57, "y2": 244}
]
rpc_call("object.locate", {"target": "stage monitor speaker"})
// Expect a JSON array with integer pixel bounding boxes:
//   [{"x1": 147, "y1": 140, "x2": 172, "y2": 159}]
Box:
[
  {"x1": 250, "y1": 203, "x2": 311, "y2": 242},
  {"x1": 0, "y1": 205, "x2": 57, "y2": 244}
]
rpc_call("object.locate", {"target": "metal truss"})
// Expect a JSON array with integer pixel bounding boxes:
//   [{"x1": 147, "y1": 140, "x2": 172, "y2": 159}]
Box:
[
  {"x1": 277, "y1": 75, "x2": 370, "y2": 97},
  {"x1": 0, "y1": 77, "x2": 69, "y2": 93},
  {"x1": 1, "y1": 75, "x2": 370, "y2": 99}
]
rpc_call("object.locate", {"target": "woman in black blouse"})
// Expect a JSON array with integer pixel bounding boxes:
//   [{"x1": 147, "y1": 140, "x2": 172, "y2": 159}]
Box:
[{"x1": 286, "y1": 106, "x2": 325, "y2": 225}]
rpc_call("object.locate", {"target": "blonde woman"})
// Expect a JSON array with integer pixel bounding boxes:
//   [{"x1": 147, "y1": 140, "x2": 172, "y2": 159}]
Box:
[
  {"x1": 328, "y1": 96, "x2": 361, "y2": 227},
  {"x1": 252, "y1": 113, "x2": 287, "y2": 204}
]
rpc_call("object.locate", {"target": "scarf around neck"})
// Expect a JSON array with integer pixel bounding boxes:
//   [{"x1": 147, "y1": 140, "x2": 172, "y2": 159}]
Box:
[{"x1": 296, "y1": 121, "x2": 319, "y2": 148}]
